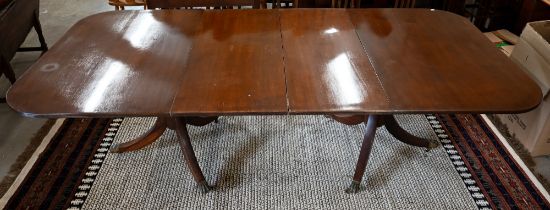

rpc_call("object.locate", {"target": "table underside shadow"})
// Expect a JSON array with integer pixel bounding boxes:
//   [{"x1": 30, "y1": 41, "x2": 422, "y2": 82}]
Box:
[
  {"x1": 110, "y1": 114, "x2": 438, "y2": 193},
  {"x1": 109, "y1": 116, "x2": 219, "y2": 153}
]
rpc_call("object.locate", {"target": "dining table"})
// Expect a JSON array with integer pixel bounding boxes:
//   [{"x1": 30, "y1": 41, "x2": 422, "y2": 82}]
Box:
[{"x1": 6, "y1": 8, "x2": 542, "y2": 193}]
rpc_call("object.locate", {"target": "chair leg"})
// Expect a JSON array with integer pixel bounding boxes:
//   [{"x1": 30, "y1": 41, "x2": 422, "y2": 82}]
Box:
[
  {"x1": 0, "y1": 54, "x2": 16, "y2": 84},
  {"x1": 32, "y1": 10, "x2": 48, "y2": 53},
  {"x1": 4, "y1": 63, "x2": 16, "y2": 84}
]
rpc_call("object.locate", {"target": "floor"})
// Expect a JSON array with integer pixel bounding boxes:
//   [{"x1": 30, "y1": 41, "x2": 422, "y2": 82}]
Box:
[
  {"x1": 0, "y1": 0, "x2": 549, "y2": 192},
  {"x1": 0, "y1": 0, "x2": 113, "y2": 179},
  {"x1": 535, "y1": 156, "x2": 550, "y2": 182}
]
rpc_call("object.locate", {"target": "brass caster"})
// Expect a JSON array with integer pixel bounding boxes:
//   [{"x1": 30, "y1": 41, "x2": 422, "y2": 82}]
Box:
[
  {"x1": 345, "y1": 181, "x2": 363, "y2": 194},
  {"x1": 198, "y1": 181, "x2": 212, "y2": 194},
  {"x1": 109, "y1": 144, "x2": 122, "y2": 153},
  {"x1": 425, "y1": 139, "x2": 439, "y2": 152}
]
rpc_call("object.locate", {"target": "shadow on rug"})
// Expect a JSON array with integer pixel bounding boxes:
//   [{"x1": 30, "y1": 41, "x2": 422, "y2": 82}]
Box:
[{"x1": 3, "y1": 115, "x2": 549, "y2": 209}]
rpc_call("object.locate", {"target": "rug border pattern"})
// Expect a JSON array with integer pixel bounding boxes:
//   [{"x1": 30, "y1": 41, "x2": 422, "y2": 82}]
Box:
[
  {"x1": 64, "y1": 115, "x2": 494, "y2": 209},
  {"x1": 425, "y1": 114, "x2": 490, "y2": 210},
  {"x1": 66, "y1": 118, "x2": 123, "y2": 210}
]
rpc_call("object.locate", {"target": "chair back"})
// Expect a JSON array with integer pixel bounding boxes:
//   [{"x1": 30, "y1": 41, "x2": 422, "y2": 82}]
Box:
[
  {"x1": 331, "y1": 0, "x2": 357, "y2": 8},
  {"x1": 394, "y1": 0, "x2": 415, "y2": 8},
  {"x1": 146, "y1": 0, "x2": 262, "y2": 9},
  {"x1": 109, "y1": 0, "x2": 147, "y2": 10},
  {"x1": 272, "y1": 0, "x2": 298, "y2": 8}
]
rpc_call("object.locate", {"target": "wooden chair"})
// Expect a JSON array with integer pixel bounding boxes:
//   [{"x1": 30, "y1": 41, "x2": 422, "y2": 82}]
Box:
[
  {"x1": 463, "y1": 0, "x2": 522, "y2": 32},
  {"x1": 272, "y1": 0, "x2": 298, "y2": 8},
  {"x1": 331, "y1": 0, "x2": 416, "y2": 8},
  {"x1": 0, "y1": 0, "x2": 48, "y2": 103},
  {"x1": 146, "y1": 0, "x2": 265, "y2": 9},
  {"x1": 394, "y1": 0, "x2": 415, "y2": 8},
  {"x1": 331, "y1": 0, "x2": 357, "y2": 8},
  {"x1": 109, "y1": 0, "x2": 147, "y2": 10}
]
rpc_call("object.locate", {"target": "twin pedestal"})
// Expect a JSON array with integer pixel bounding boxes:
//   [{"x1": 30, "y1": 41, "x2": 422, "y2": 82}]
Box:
[{"x1": 109, "y1": 115, "x2": 438, "y2": 193}]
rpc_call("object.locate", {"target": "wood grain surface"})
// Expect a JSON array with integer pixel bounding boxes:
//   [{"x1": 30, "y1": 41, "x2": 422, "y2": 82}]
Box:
[
  {"x1": 348, "y1": 9, "x2": 541, "y2": 113},
  {"x1": 6, "y1": 9, "x2": 542, "y2": 117},
  {"x1": 171, "y1": 10, "x2": 288, "y2": 116},
  {"x1": 281, "y1": 9, "x2": 389, "y2": 114},
  {"x1": 7, "y1": 11, "x2": 203, "y2": 117}
]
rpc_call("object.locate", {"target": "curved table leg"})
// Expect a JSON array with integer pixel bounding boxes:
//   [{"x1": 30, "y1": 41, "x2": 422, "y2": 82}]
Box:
[
  {"x1": 110, "y1": 117, "x2": 168, "y2": 153},
  {"x1": 341, "y1": 114, "x2": 439, "y2": 193},
  {"x1": 382, "y1": 115, "x2": 438, "y2": 150},
  {"x1": 110, "y1": 116, "x2": 220, "y2": 154},
  {"x1": 174, "y1": 117, "x2": 211, "y2": 193},
  {"x1": 346, "y1": 115, "x2": 378, "y2": 194}
]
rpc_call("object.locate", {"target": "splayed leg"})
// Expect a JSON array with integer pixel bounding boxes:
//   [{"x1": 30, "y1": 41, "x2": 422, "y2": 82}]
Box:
[
  {"x1": 346, "y1": 115, "x2": 378, "y2": 194},
  {"x1": 110, "y1": 117, "x2": 167, "y2": 153},
  {"x1": 382, "y1": 115, "x2": 438, "y2": 151},
  {"x1": 174, "y1": 117, "x2": 212, "y2": 193}
]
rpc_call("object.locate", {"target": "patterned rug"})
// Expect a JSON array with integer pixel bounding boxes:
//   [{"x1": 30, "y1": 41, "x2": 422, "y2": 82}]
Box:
[{"x1": 2, "y1": 115, "x2": 549, "y2": 209}]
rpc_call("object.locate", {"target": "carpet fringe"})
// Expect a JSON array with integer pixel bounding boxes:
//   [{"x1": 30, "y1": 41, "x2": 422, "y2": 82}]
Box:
[{"x1": 0, "y1": 119, "x2": 56, "y2": 197}]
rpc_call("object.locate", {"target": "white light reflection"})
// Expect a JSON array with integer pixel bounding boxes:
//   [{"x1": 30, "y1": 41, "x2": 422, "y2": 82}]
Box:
[
  {"x1": 324, "y1": 28, "x2": 339, "y2": 34},
  {"x1": 327, "y1": 53, "x2": 363, "y2": 106},
  {"x1": 82, "y1": 59, "x2": 130, "y2": 112},
  {"x1": 123, "y1": 13, "x2": 163, "y2": 50}
]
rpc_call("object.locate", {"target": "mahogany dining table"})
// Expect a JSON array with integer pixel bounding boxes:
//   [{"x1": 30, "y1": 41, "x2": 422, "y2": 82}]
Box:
[{"x1": 6, "y1": 9, "x2": 541, "y2": 193}]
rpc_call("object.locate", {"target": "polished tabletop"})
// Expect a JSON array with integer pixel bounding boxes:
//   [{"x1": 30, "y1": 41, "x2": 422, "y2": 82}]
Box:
[{"x1": 7, "y1": 9, "x2": 542, "y2": 117}]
